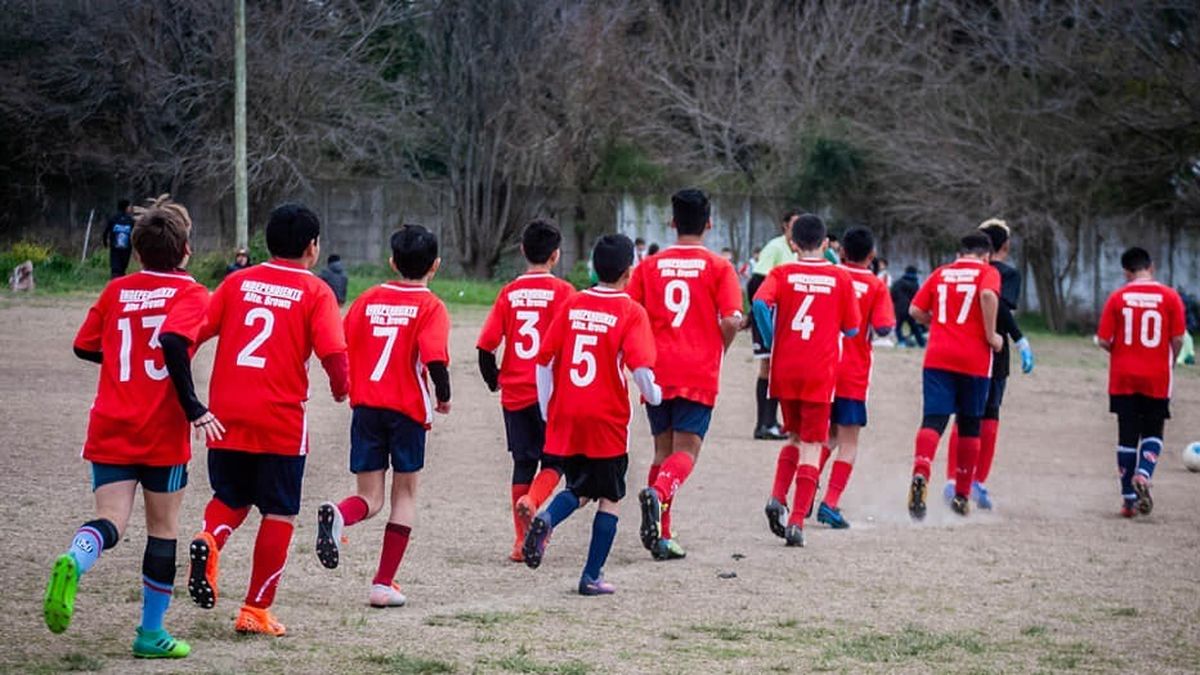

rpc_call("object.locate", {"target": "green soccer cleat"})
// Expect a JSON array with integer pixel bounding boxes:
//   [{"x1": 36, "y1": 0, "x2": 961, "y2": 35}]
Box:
[
  {"x1": 651, "y1": 538, "x2": 687, "y2": 561},
  {"x1": 43, "y1": 554, "x2": 79, "y2": 634},
  {"x1": 132, "y1": 627, "x2": 191, "y2": 659}
]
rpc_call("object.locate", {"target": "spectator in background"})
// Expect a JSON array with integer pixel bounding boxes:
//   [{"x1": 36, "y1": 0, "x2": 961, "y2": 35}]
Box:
[
  {"x1": 1177, "y1": 286, "x2": 1199, "y2": 365},
  {"x1": 738, "y1": 246, "x2": 759, "y2": 286},
  {"x1": 319, "y1": 254, "x2": 348, "y2": 305},
  {"x1": 635, "y1": 238, "x2": 647, "y2": 265},
  {"x1": 720, "y1": 247, "x2": 734, "y2": 262},
  {"x1": 824, "y1": 233, "x2": 842, "y2": 265},
  {"x1": 647, "y1": 243, "x2": 660, "y2": 256},
  {"x1": 225, "y1": 248, "x2": 251, "y2": 277},
  {"x1": 102, "y1": 199, "x2": 134, "y2": 278},
  {"x1": 891, "y1": 265, "x2": 925, "y2": 347},
  {"x1": 873, "y1": 257, "x2": 892, "y2": 288}
]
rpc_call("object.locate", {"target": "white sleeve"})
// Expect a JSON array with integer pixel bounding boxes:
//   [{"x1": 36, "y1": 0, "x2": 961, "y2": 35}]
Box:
[
  {"x1": 632, "y1": 366, "x2": 662, "y2": 406},
  {"x1": 536, "y1": 361, "x2": 555, "y2": 421}
]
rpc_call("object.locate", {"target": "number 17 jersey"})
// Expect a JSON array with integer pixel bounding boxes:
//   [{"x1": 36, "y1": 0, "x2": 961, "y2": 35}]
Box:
[{"x1": 911, "y1": 258, "x2": 1000, "y2": 378}]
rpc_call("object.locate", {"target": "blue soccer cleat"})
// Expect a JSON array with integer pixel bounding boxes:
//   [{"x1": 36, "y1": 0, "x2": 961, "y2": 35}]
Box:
[
  {"x1": 971, "y1": 481, "x2": 993, "y2": 510},
  {"x1": 942, "y1": 481, "x2": 955, "y2": 505},
  {"x1": 578, "y1": 574, "x2": 616, "y2": 596},
  {"x1": 816, "y1": 502, "x2": 849, "y2": 529}
]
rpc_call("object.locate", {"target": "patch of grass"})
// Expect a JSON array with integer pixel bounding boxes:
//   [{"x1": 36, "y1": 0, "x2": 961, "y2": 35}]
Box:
[
  {"x1": 346, "y1": 265, "x2": 503, "y2": 306},
  {"x1": 822, "y1": 625, "x2": 984, "y2": 665},
  {"x1": 690, "y1": 623, "x2": 751, "y2": 641},
  {"x1": 58, "y1": 652, "x2": 104, "y2": 672},
  {"x1": 1106, "y1": 607, "x2": 1138, "y2": 618},
  {"x1": 424, "y1": 609, "x2": 528, "y2": 627},
  {"x1": 189, "y1": 614, "x2": 232, "y2": 640},
  {"x1": 483, "y1": 645, "x2": 591, "y2": 674},
  {"x1": 775, "y1": 618, "x2": 799, "y2": 629},
  {"x1": 1021, "y1": 625, "x2": 1048, "y2": 637},
  {"x1": 360, "y1": 651, "x2": 457, "y2": 674},
  {"x1": 1036, "y1": 641, "x2": 1098, "y2": 670}
]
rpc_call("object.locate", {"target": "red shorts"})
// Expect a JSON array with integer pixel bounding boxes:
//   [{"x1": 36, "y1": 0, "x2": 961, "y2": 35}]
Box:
[{"x1": 779, "y1": 399, "x2": 831, "y2": 444}]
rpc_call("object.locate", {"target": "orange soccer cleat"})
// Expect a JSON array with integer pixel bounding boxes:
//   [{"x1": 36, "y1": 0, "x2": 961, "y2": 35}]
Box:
[
  {"x1": 235, "y1": 605, "x2": 287, "y2": 636},
  {"x1": 187, "y1": 532, "x2": 220, "y2": 609}
]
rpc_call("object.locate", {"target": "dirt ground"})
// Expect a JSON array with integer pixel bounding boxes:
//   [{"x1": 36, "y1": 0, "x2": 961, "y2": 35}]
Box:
[{"x1": 0, "y1": 296, "x2": 1198, "y2": 674}]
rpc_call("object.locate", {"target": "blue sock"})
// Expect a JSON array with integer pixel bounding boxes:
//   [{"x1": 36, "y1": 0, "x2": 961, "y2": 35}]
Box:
[
  {"x1": 542, "y1": 491, "x2": 581, "y2": 528},
  {"x1": 141, "y1": 576, "x2": 172, "y2": 632},
  {"x1": 68, "y1": 527, "x2": 104, "y2": 575},
  {"x1": 1117, "y1": 446, "x2": 1137, "y2": 500},
  {"x1": 1136, "y1": 437, "x2": 1163, "y2": 480},
  {"x1": 583, "y1": 512, "x2": 618, "y2": 580}
]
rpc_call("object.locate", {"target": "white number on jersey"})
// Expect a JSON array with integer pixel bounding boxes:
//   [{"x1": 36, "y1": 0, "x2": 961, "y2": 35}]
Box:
[
  {"x1": 664, "y1": 279, "x2": 691, "y2": 328},
  {"x1": 789, "y1": 295, "x2": 816, "y2": 339},
  {"x1": 116, "y1": 314, "x2": 169, "y2": 382},
  {"x1": 513, "y1": 310, "x2": 541, "y2": 359},
  {"x1": 569, "y1": 334, "x2": 598, "y2": 387},
  {"x1": 1122, "y1": 307, "x2": 1162, "y2": 348},
  {"x1": 236, "y1": 307, "x2": 275, "y2": 369},
  {"x1": 936, "y1": 283, "x2": 976, "y2": 324},
  {"x1": 369, "y1": 325, "x2": 399, "y2": 382}
]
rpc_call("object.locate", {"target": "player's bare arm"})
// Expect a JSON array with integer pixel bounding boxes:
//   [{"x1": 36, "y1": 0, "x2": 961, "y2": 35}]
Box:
[
  {"x1": 910, "y1": 304, "x2": 932, "y2": 326},
  {"x1": 979, "y1": 289, "x2": 1002, "y2": 352},
  {"x1": 720, "y1": 312, "x2": 742, "y2": 351}
]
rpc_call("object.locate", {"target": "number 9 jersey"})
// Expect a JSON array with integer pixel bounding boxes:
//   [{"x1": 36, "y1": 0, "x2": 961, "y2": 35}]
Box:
[{"x1": 1096, "y1": 279, "x2": 1185, "y2": 399}]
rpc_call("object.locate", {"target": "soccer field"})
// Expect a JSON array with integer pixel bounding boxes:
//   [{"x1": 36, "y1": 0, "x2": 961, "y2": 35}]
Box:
[{"x1": 1, "y1": 298, "x2": 1198, "y2": 674}]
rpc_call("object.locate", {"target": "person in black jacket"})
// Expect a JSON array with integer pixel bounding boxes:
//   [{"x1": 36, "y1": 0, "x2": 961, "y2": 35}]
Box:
[
  {"x1": 891, "y1": 266, "x2": 925, "y2": 347},
  {"x1": 318, "y1": 254, "x2": 348, "y2": 305},
  {"x1": 102, "y1": 199, "x2": 135, "y2": 278}
]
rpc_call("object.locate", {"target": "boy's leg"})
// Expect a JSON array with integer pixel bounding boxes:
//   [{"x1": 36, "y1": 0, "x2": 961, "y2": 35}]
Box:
[
  {"x1": 504, "y1": 404, "x2": 545, "y2": 559},
  {"x1": 579, "y1": 498, "x2": 620, "y2": 595},
  {"x1": 369, "y1": 471, "x2": 417, "y2": 607},
  {"x1": 650, "y1": 400, "x2": 710, "y2": 542},
  {"x1": 510, "y1": 460, "x2": 537, "y2": 561},
  {"x1": 951, "y1": 416, "x2": 982, "y2": 504},
  {"x1": 766, "y1": 400, "x2": 802, "y2": 538},
  {"x1": 911, "y1": 369, "x2": 955, "y2": 518},
  {"x1": 236, "y1": 454, "x2": 305, "y2": 637},
  {"x1": 1132, "y1": 406, "x2": 1166, "y2": 515},
  {"x1": 1115, "y1": 407, "x2": 1140, "y2": 514},
  {"x1": 822, "y1": 424, "x2": 859, "y2": 511},
  {"x1": 638, "y1": 425, "x2": 673, "y2": 551},
  {"x1": 786, "y1": 402, "x2": 832, "y2": 546},
  {"x1": 189, "y1": 450, "x2": 253, "y2": 610},
  {"x1": 136, "y1": 478, "x2": 190, "y2": 659},
  {"x1": 525, "y1": 456, "x2": 587, "y2": 569}
]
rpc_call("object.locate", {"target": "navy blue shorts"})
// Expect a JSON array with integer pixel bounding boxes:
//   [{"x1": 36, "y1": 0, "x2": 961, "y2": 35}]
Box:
[
  {"x1": 831, "y1": 397, "x2": 868, "y2": 427},
  {"x1": 351, "y1": 406, "x2": 426, "y2": 474},
  {"x1": 208, "y1": 449, "x2": 306, "y2": 516},
  {"x1": 503, "y1": 404, "x2": 546, "y2": 463},
  {"x1": 91, "y1": 463, "x2": 187, "y2": 494},
  {"x1": 923, "y1": 368, "x2": 990, "y2": 418},
  {"x1": 646, "y1": 398, "x2": 714, "y2": 438}
]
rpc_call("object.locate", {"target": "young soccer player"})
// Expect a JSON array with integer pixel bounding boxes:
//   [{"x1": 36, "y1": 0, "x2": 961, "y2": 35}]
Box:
[
  {"x1": 906, "y1": 232, "x2": 1003, "y2": 519},
  {"x1": 747, "y1": 211, "x2": 800, "y2": 440},
  {"x1": 314, "y1": 224, "x2": 452, "y2": 606},
  {"x1": 629, "y1": 189, "x2": 742, "y2": 560},
  {"x1": 754, "y1": 214, "x2": 861, "y2": 547},
  {"x1": 476, "y1": 220, "x2": 575, "y2": 562},
  {"x1": 813, "y1": 226, "x2": 895, "y2": 529},
  {"x1": 187, "y1": 203, "x2": 348, "y2": 636},
  {"x1": 521, "y1": 234, "x2": 661, "y2": 594},
  {"x1": 1095, "y1": 247, "x2": 1185, "y2": 517},
  {"x1": 45, "y1": 195, "x2": 218, "y2": 658}
]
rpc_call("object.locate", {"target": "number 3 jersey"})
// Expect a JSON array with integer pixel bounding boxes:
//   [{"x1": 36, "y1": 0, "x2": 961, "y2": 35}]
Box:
[
  {"x1": 537, "y1": 287, "x2": 657, "y2": 459},
  {"x1": 345, "y1": 283, "x2": 451, "y2": 428},
  {"x1": 754, "y1": 258, "x2": 861, "y2": 403},
  {"x1": 476, "y1": 272, "x2": 575, "y2": 411},
  {"x1": 911, "y1": 258, "x2": 1001, "y2": 378},
  {"x1": 73, "y1": 271, "x2": 209, "y2": 466},
  {"x1": 202, "y1": 260, "x2": 347, "y2": 455},
  {"x1": 627, "y1": 245, "x2": 743, "y2": 406},
  {"x1": 1096, "y1": 279, "x2": 1185, "y2": 399}
]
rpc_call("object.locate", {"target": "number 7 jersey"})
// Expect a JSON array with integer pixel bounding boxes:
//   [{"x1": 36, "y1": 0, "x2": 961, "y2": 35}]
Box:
[{"x1": 1096, "y1": 279, "x2": 1185, "y2": 399}]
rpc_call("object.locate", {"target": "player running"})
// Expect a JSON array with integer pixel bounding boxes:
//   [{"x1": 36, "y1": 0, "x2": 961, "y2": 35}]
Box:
[
  {"x1": 1095, "y1": 247, "x2": 1185, "y2": 517},
  {"x1": 754, "y1": 214, "x2": 861, "y2": 547},
  {"x1": 314, "y1": 225, "x2": 451, "y2": 607},
  {"x1": 629, "y1": 189, "x2": 742, "y2": 560},
  {"x1": 747, "y1": 211, "x2": 799, "y2": 440},
  {"x1": 906, "y1": 232, "x2": 1003, "y2": 519},
  {"x1": 813, "y1": 226, "x2": 895, "y2": 529},
  {"x1": 522, "y1": 234, "x2": 661, "y2": 594},
  {"x1": 187, "y1": 203, "x2": 349, "y2": 636},
  {"x1": 44, "y1": 196, "x2": 216, "y2": 658},
  {"x1": 476, "y1": 221, "x2": 575, "y2": 562}
]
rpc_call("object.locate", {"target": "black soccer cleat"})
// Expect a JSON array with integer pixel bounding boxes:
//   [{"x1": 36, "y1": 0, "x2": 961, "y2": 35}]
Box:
[
  {"x1": 950, "y1": 494, "x2": 970, "y2": 517},
  {"x1": 1132, "y1": 478, "x2": 1154, "y2": 515},
  {"x1": 754, "y1": 425, "x2": 788, "y2": 441},
  {"x1": 637, "y1": 487, "x2": 662, "y2": 552},
  {"x1": 187, "y1": 534, "x2": 218, "y2": 610},
  {"x1": 764, "y1": 497, "x2": 789, "y2": 539},
  {"x1": 908, "y1": 475, "x2": 928, "y2": 521},
  {"x1": 522, "y1": 516, "x2": 551, "y2": 570},
  {"x1": 784, "y1": 524, "x2": 806, "y2": 547},
  {"x1": 315, "y1": 502, "x2": 343, "y2": 570}
]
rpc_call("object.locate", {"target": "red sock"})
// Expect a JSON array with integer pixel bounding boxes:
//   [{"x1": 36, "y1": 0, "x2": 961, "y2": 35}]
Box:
[
  {"x1": 511, "y1": 484, "x2": 530, "y2": 541},
  {"x1": 647, "y1": 463, "x2": 661, "y2": 487},
  {"x1": 823, "y1": 460, "x2": 854, "y2": 509},
  {"x1": 661, "y1": 503, "x2": 673, "y2": 540},
  {"x1": 526, "y1": 467, "x2": 561, "y2": 509},
  {"x1": 789, "y1": 464, "x2": 819, "y2": 526},
  {"x1": 203, "y1": 498, "x2": 250, "y2": 550},
  {"x1": 913, "y1": 428, "x2": 941, "y2": 479},
  {"x1": 337, "y1": 495, "x2": 370, "y2": 527},
  {"x1": 954, "y1": 436, "x2": 981, "y2": 498},
  {"x1": 373, "y1": 523, "x2": 412, "y2": 586},
  {"x1": 245, "y1": 518, "x2": 293, "y2": 609},
  {"x1": 772, "y1": 445, "x2": 799, "y2": 502},
  {"x1": 945, "y1": 426, "x2": 959, "y2": 481},
  {"x1": 653, "y1": 452, "x2": 694, "y2": 501},
  {"x1": 818, "y1": 445, "x2": 832, "y2": 472},
  {"x1": 975, "y1": 419, "x2": 999, "y2": 483}
]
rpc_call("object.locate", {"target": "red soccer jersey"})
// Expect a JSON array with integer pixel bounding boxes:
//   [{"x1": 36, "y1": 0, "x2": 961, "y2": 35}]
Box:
[
  {"x1": 476, "y1": 272, "x2": 575, "y2": 411},
  {"x1": 202, "y1": 260, "x2": 347, "y2": 455},
  {"x1": 346, "y1": 283, "x2": 451, "y2": 427},
  {"x1": 627, "y1": 245, "x2": 743, "y2": 406},
  {"x1": 911, "y1": 258, "x2": 1001, "y2": 378},
  {"x1": 754, "y1": 258, "x2": 861, "y2": 403},
  {"x1": 835, "y1": 263, "x2": 897, "y2": 401},
  {"x1": 1096, "y1": 279, "x2": 1186, "y2": 399},
  {"x1": 74, "y1": 271, "x2": 209, "y2": 466},
  {"x1": 537, "y1": 287, "x2": 656, "y2": 459}
]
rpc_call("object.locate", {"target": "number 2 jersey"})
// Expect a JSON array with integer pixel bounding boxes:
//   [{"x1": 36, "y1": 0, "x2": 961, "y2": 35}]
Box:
[
  {"x1": 74, "y1": 271, "x2": 209, "y2": 466},
  {"x1": 345, "y1": 283, "x2": 451, "y2": 427},
  {"x1": 537, "y1": 287, "x2": 656, "y2": 459},
  {"x1": 476, "y1": 272, "x2": 575, "y2": 411},
  {"x1": 1096, "y1": 279, "x2": 1185, "y2": 399},
  {"x1": 911, "y1": 258, "x2": 1001, "y2": 379},
  {"x1": 202, "y1": 260, "x2": 347, "y2": 455},
  {"x1": 627, "y1": 245, "x2": 743, "y2": 406},
  {"x1": 835, "y1": 263, "x2": 897, "y2": 401}
]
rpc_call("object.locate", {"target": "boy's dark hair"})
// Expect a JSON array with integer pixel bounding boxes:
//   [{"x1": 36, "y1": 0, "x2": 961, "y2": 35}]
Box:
[
  {"x1": 672, "y1": 188, "x2": 711, "y2": 236},
  {"x1": 635, "y1": 237, "x2": 646, "y2": 246},
  {"x1": 328, "y1": 254, "x2": 340, "y2": 264},
  {"x1": 647, "y1": 243, "x2": 660, "y2": 256},
  {"x1": 791, "y1": 213, "x2": 827, "y2": 251},
  {"x1": 391, "y1": 224, "x2": 439, "y2": 279},
  {"x1": 979, "y1": 221, "x2": 1010, "y2": 252},
  {"x1": 828, "y1": 233, "x2": 840, "y2": 244},
  {"x1": 593, "y1": 234, "x2": 635, "y2": 284},
  {"x1": 266, "y1": 202, "x2": 321, "y2": 259},
  {"x1": 521, "y1": 219, "x2": 562, "y2": 264},
  {"x1": 960, "y1": 232, "x2": 993, "y2": 256},
  {"x1": 780, "y1": 209, "x2": 800, "y2": 224},
  {"x1": 117, "y1": 199, "x2": 130, "y2": 212},
  {"x1": 1121, "y1": 247, "x2": 1152, "y2": 273},
  {"x1": 842, "y1": 226, "x2": 875, "y2": 263},
  {"x1": 131, "y1": 194, "x2": 191, "y2": 271}
]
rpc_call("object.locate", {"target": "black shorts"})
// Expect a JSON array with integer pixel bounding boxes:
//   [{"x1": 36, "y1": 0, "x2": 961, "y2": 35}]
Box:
[
  {"x1": 503, "y1": 404, "x2": 546, "y2": 463},
  {"x1": 1110, "y1": 394, "x2": 1170, "y2": 420},
  {"x1": 91, "y1": 463, "x2": 187, "y2": 493},
  {"x1": 563, "y1": 454, "x2": 628, "y2": 502},
  {"x1": 208, "y1": 448, "x2": 307, "y2": 516},
  {"x1": 350, "y1": 406, "x2": 426, "y2": 473},
  {"x1": 747, "y1": 274, "x2": 769, "y2": 358},
  {"x1": 983, "y1": 376, "x2": 1007, "y2": 418}
]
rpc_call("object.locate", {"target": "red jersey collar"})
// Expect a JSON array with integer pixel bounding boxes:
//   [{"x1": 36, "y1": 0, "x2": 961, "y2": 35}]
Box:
[
  {"x1": 263, "y1": 259, "x2": 314, "y2": 275},
  {"x1": 796, "y1": 257, "x2": 831, "y2": 266},
  {"x1": 584, "y1": 286, "x2": 628, "y2": 298},
  {"x1": 140, "y1": 269, "x2": 196, "y2": 282}
]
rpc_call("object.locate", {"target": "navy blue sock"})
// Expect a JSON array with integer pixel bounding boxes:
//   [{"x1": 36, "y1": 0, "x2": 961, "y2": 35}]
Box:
[
  {"x1": 583, "y1": 512, "x2": 618, "y2": 580},
  {"x1": 1117, "y1": 446, "x2": 1137, "y2": 500},
  {"x1": 542, "y1": 491, "x2": 580, "y2": 528},
  {"x1": 1136, "y1": 437, "x2": 1163, "y2": 480}
]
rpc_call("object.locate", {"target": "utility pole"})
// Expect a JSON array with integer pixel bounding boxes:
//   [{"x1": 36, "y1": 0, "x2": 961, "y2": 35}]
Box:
[{"x1": 234, "y1": 0, "x2": 248, "y2": 248}]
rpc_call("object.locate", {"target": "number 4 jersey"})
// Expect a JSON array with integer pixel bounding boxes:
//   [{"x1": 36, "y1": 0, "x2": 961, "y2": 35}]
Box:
[
  {"x1": 74, "y1": 270, "x2": 209, "y2": 466},
  {"x1": 1096, "y1": 279, "x2": 1185, "y2": 399},
  {"x1": 911, "y1": 258, "x2": 1001, "y2": 378},
  {"x1": 345, "y1": 283, "x2": 451, "y2": 427},
  {"x1": 202, "y1": 260, "x2": 347, "y2": 455}
]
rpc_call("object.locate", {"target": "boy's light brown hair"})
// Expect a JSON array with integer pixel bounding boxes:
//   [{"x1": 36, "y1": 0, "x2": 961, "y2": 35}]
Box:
[{"x1": 132, "y1": 194, "x2": 192, "y2": 271}]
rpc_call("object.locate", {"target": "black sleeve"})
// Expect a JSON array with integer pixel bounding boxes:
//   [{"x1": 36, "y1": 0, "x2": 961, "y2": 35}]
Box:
[
  {"x1": 73, "y1": 346, "x2": 103, "y2": 364},
  {"x1": 101, "y1": 219, "x2": 114, "y2": 248},
  {"x1": 997, "y1": 299, "x2": 1023, "y2": 342},
  {"x1": 428, "y1": 361, "x2": 451, "y2": 403},
  {"x1": 999, "y1": 265, "x2": 1022, "y2": 310},
  {"x1": 477, "y1": 348, "x2": 499, "y2": 392},
  {"x1": 160, "y1": 332, "x2": 207, "y2": 422}
]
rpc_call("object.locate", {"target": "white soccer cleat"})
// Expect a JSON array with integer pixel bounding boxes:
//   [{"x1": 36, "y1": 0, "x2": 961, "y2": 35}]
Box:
[{"x1": 368, "y1": 582, "x2": 407, "y2": 608}]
